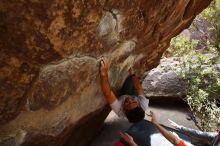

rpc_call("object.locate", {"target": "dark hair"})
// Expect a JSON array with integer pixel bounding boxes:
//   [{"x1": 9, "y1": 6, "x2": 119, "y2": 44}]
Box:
[{"x1": 125, "y1": 106, "x2": 145, "y2": 123}]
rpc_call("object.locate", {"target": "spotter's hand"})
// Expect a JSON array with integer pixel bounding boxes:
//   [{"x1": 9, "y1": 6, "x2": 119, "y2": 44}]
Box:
[
  {"x1": 146, "y1": 111, "x2": 158, "y2": 124},
  {"x1": 120, "y1": 132, "x2": 137, "y2": 146},
  {"x1": 168, "y1": 119, "x2": 181, "y2": 129}
]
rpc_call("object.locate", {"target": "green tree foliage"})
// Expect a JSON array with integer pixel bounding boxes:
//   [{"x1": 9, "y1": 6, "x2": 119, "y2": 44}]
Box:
[
  {"x1": 167, "y1": 36, "x2": 220, "y2": 131},
  {"x1": 165, "y1": 0, "x2": 220, "y2": 131},
  {"x1": 191, "y1": 0, "x2": 220, "y2": 53}
]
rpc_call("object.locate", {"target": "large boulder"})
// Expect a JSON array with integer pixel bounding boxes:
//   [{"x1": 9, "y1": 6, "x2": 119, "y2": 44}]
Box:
[
  {"x1": 142, "y1": 57, "x2": 185, "y2": 100},
  {"x1": 142, "y1": 55, "x2": 220, "y2": 101},
  {"x1": 0, "y1": 0, "x2": 211, "y2": 146}
]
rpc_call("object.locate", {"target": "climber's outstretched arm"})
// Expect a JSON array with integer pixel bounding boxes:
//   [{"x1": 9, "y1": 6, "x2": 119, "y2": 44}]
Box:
[{"x1": 100, "y1": 58, "x2": 117, "y2": 104}]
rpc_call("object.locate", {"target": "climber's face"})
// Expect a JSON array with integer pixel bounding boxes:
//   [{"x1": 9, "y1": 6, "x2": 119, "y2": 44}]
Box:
[{"x1": 123, "y1": 96, "x2": 139, "y2": 110}]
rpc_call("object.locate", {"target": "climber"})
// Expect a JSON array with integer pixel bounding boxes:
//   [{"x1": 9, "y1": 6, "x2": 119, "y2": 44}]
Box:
[
  {"x1": 169, "y1": 119, "x2": 220, "y2": 146},
  {"x1": 119, "y1": 111, "x2": 188, "y2": 146},
  {"x1": 100, "y1": 57, "x2": 149, "y2": 123}
]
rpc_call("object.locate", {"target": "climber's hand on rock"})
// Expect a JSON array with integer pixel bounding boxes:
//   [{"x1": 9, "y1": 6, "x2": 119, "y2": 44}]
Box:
[
  {"x1": 129, "y1": 67, "x2": 135, "y2": 76},
  {"x1": 100, "y1": 57, "x2": 110, "y2": 76}
]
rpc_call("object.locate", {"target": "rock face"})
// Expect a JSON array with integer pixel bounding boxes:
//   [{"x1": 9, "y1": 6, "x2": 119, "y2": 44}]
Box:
[
  {"x1": 0, "y1": 0, "x2": 211, "y2": 146},
  {"x1": 142, "y1": 57, "x2": 185, "y2": 100}
]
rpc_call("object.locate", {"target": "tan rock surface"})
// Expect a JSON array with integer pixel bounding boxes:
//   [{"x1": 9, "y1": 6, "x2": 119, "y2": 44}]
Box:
[{"x1": 0, "y1": 0, "x2": 211, "y2": 145}]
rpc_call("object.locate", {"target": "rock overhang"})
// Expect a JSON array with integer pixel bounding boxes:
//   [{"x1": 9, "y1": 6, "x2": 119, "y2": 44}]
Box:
[{"x1": 0, "y1": 0, "x2": 212, "y2": 145}]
